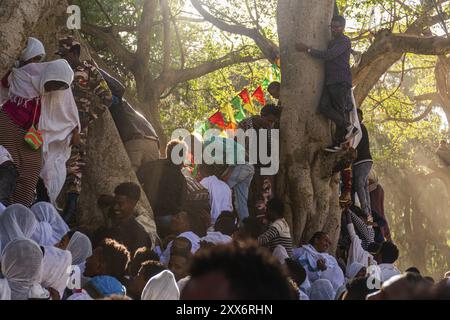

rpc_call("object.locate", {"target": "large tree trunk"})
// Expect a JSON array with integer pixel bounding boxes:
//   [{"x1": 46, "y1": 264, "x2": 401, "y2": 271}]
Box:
[
  {"x1": 277, "y1": 0, "x2": 341, "y2": 248},
  {"x1": 0, "y1": 0, "x2": 157, "y2": 243}
]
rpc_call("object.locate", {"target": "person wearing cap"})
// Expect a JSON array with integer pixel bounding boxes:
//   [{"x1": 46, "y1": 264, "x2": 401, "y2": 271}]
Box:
[{"x1": 55, "y1": 36, "x2": 112, "y2": 224}]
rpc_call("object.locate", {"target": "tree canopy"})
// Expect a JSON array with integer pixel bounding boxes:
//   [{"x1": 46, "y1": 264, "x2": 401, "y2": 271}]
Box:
[{"x1": 73, "y1": 0, "x2": 450, "y2": 278}]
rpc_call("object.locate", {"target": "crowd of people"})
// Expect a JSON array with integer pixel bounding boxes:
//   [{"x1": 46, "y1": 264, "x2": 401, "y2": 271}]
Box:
[{"x1": 0, "y1": 14, "x2": 449, "y2": 301}]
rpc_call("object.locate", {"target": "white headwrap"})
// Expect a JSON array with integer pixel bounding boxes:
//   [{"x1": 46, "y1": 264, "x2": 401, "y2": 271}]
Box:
[
  {"x1": 30, "y1": 202, "x2": 69, "y2": 246},
  {"x1": 346, "y1": 262, "x2": 366, "y2": 280},
  {"x1": 309, "y1": 279, "x2": 335, "y2": 300},
  {"x1": 66, "y1": 231, "x2": 93, "y2": 265},
  {"x1": 41, "y1": 246, "x2": 72, "y2": 297},
  {"x1": 0, "y1": 204, "x2": 38, "y2": 254},
  {"x1": 0, "y1": 279, "x2": 11, "y2": 300},
  {"x1": 20, "y1": 37, "x2": 45, "y2": 63},
  {"x1": 0, "y1": 202, "x2": 6, "y2": 215},
  {"x1": 1, "y1": 238, "x2": 44, "y2": 300},
  {"x1": 36, "y1": 60, "x2": 80, "y2": 205},
  {"x1": 141, "y1": 270, "x2": 180, "y2": 300}
]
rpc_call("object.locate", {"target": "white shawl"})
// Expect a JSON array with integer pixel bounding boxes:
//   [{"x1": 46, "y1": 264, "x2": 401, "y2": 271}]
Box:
[
  {"x1": 3, "y1": 60, "x2": 79, "y2": 205},
  {"x1": 1, "y1": 238, "x2": 44, "y2": 300},
  {"x1": 66, "y1": 231, "x2": 93, "y2": 265},
  {"x1": 41, "y1": 246, "x2": 72, "y2": 297},
  {"x1": 0, "y1": 279, "x2": 11, "y2": 300},
  {"x1": 20, "y1": 37, "x2": 45, "y2": 63},
  {"x1": 30, "y1": 202, "x2": 69, "y2": 246},
  {"x1": 0, "y1": 204, "x2": 38, "y2": 254},
  {"x1": 295, "y1": 244, "x2": 345, "y2": 291},
  {"x1": 36, "y1": 60, "x2": 80, "y2": 205},
  {"x1": 141, "y1": 270, "x2": 180, "y2": 300}
]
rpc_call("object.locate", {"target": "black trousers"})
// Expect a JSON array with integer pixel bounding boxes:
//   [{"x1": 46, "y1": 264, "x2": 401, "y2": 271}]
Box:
[{"x1": 318, "y1": 82, "x2": 353, "y2": 144}]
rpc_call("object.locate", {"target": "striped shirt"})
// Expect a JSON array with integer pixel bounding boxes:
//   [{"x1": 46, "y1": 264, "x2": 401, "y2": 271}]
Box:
[
  {"x1": 350, "y1": 211, "x2": 374, "y2": 250},
  {"x1": 258, "y1": 218, "x2": 293, "y2": 256}
]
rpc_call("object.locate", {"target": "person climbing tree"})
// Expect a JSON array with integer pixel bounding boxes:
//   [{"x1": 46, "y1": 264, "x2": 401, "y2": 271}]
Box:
[{"x1": 296, "y1": 15, "x2": 358, "y2": 153}]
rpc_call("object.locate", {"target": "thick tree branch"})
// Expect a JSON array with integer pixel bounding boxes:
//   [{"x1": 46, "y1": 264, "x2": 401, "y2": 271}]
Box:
[
  {"x1": 159, "y1": 52, "x2": 263, "y2": 93},
  {"x1": 136, "y1": 0, "x2": 158, "y2": 69},
  {"x1": 160, "y1": 0, "x2": 172, "y2": 74},
  {"x1": 81, "y1": 23, "x2": 135, "y2": 70},
  {"x1": 190, "y1": 0, "x2": 279, "y2": 62}
]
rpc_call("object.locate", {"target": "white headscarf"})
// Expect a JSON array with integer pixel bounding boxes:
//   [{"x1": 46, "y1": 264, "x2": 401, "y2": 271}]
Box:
[
  {"x1": 20, "y1": 37, "x2": 45, "y2": 63},
  {"x1": 41, "y1": 246, "x2": 72, "y2": 297},
  {"x1": 141, "y1": 270, "x2": 180, "y2": 300},
  {"x1": 37, "y1": 60, "x2": 80, "y2": 205},
  {"x1": 346, "y1": 262, "x2": 366, "y2": 280},
  {"x1": 66, "y1": 231, "x2": 93, "y2": 265},
  {"x1": 309, "y1": 279, "x2": 335, "y2": 300},
  {"x1": 30, "y1": 202, "x2": 69, "y2": 246},
  {"x1": 1, "y1": 238, "x2": 44, "y2": 300},
  {"x1": 0, "y1": 279, "x2": 11, "y2": 300},
  {"x1": 0, "y1": 204, "x2": 38, "y2": 254},
  {"x1": 0, "y1": 202, "x2": 5, "y2": 215}
]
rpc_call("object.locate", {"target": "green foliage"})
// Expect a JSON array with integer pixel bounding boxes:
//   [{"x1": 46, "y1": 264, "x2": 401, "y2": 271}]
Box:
[{"x1": 77, "y1": 0, "x2": 449, "y2": 278}]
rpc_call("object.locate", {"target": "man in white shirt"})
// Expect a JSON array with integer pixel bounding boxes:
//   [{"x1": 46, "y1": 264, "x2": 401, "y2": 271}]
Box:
[
  {"x1": 0, "y1": 146, "x2": 18, "y2": 205},
  {"x1": 199, "y1": 165, "x2": 233, "y2": 225}
]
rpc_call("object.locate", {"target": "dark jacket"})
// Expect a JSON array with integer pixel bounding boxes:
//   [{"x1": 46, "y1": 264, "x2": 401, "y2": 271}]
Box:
[
  {"x1": 99, "y1": 69, "x2": 159, "y2": 144},
  {"x1": 137, "y1": 159, "x2": 187, "y2": 217}
]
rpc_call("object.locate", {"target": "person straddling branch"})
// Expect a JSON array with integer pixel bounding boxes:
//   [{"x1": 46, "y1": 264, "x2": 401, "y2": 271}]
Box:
[{"x1": 296, "y1": 15, "x2": 358, "y2": 153}]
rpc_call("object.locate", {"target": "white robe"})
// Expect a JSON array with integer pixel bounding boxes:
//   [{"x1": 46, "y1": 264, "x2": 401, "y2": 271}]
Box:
[
  {"x1": 293, "y1": 244, "x2": 345, "y2": 291},
  {"x1": 200, "y1": 175, "x2": 233, "y2": 225}
]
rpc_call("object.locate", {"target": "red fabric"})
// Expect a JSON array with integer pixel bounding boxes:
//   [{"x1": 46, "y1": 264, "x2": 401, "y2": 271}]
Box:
[
  {"x1": 370, "y1": 184, "x2": 391, "y2": 240},
  {"x1": 342, "y1": 166, "x2": 352, "y2": 193},
  {"x1": 252, "y1": 86, "x2": 266, "y2": 105},
  {"x1": 208, "y1": 111, "x2": 226, "y2": 129},
  {"x1": 238, "y1": 89, "x2": 251, "y2": 105},
  {"x1": 2, "y1": 98, "x2": 41, "y2": 130}
]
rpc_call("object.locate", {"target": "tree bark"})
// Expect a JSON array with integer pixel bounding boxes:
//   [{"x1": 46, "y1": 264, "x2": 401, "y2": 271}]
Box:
[
  {"x1": 0, "y1": 0, "x2": 157, "y2": 242},
  {"x1": 277, "y1": 0, "x2": 341, "y2": 247}
]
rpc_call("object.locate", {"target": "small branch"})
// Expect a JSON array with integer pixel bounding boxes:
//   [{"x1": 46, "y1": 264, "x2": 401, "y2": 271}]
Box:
[
  {"x1": 94, "y1": 0, "x2": 114, "y2": 26},
  {"x1": 383, "y1": 100, "x2": 435, "y2": 123}
]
